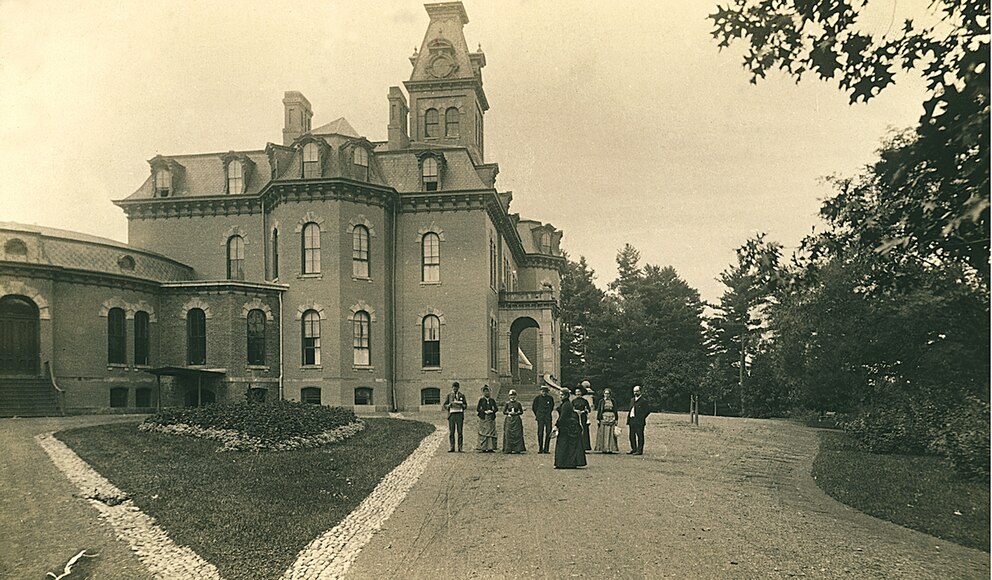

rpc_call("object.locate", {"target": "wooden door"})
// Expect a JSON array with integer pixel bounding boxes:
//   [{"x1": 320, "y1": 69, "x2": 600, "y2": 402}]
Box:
[{"x1": 0, "y1": 296, "x2": 39, "y2": 375}]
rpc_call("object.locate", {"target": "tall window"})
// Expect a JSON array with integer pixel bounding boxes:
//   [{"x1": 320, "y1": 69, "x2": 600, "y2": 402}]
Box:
[
  {"x1": 540, "y1": 233, "x2": 552, "y2": 254},
  {"x1": 302, "y1": 310, "x2": 320, "y2": 366},
  {"x1": 445, "y1": 107, "x2": 459, "y2": 136},
  {"x1": 107, "y1": 308, "x2": 126, "y2": 364},
  {"x1": 186, "y1": 308, "x2": 206, "y2": 365},
  {"x1": 247, "y1": 309, "x2": 266, "y2": 365},
  {"x1": 271, "y1": 229, "x2": 279, "y2": 279},
  {"x1": 425, "y1": 108, "x2": 439, "y2": 138},
  {"x1": 489, "y1": 238, "x2": 497, "y2": 289},
  {"x1": 352, "y1": 225, "x2": 370, "y2": 278},
  {"x1": 422, "y1": 232, "x2": 440, "y2": 282},
  {"x1": 227, "y1": 235, "x2": 245, "y2": 280},
  {"x1": 227, "y1": 160, "x2": 243, "y2": 193},
  {"x1": 134, "y1": 311, "x2": 150, "y2": 366},
  {"x1": 422, "y1": 157, "x2": 438, "y2": 191},
  {"x1": 501, "y1": 257, "x2": 509, "y2": 290},
  {"x1": 353, "y1": 311, "x2": 370, "y2": 366},
  {"x1": 489, "y1": 319, "x2": 498, "y2": 371},
  {"x1": 302, "y1": 223, "x2": 321, "y2": 274},
  {"x1": 154, "y1": 169, "x2": 171, "y2": 197},
  {"x1": 303, "y1": 142, "x2": 320, "y2": 178},
  {"x1": 353, "y1": 147, "x2": 369, "y2": 180},
  {"x1": 422, "y1": 314, "x2": 441, "y2": 367}
]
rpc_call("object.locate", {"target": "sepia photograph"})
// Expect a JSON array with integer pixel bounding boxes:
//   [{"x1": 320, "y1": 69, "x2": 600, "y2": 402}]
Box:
[{"x1": 0, "y1": 1, "x2": 988, "y2": 578}]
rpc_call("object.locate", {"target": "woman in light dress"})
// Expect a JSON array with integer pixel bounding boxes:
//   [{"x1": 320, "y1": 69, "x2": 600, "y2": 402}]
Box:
[{"x1": 594, "y1": 388, "x2": 620, "y2": 454}]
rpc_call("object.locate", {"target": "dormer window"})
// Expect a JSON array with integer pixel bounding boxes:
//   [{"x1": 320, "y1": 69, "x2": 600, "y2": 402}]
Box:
[
  {"x1": 353, "y1": 147, "x2": 369, "y2": 181},
  {"x1": 227, "y1": 160, "x2": 244, "y2": 194},
  {"x1": 540, "y1": 233, "x2": 552, "y2": 254},
  {"x1": 422, "y1": 157, "x2": 439, "y2": 191},
  {"x1": 425, "y1": 108, "x2": 439, "y2": 138},
  {"x1": 303, "y1": 142, "x2": 320, "y2": 178},
  {"x1": 155, "y1": 169, "x2": 172, "y2": 197}
]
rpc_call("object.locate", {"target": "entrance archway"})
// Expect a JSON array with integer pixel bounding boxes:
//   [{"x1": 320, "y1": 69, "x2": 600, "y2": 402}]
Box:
[
  {"x1": 509, "y1": 317, "x2": 540, "y2": 385},
  {"x1": 0, "y1": 295, "x2": 39, "y2": 375}
]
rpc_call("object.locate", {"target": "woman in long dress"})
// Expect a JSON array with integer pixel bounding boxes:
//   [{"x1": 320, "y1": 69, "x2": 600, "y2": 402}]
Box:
[
  {"x1": 594, "y1": 388, "x2": 620, "y2": 454},
  {"x1": 553, "y1": 389, "x2": 587, "y2": 469},
  {"x1": 476, "y1": 385, "x2": 498, "y2": 452},
  {"x1": 502, "y1": 389, "x2": 526, "y2": 454},
  {"x1": 572, "y1": 387, "x2": 593, "y2": 451}
]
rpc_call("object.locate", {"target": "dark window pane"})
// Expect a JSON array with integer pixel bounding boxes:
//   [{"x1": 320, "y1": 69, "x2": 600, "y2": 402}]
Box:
[
  {"x1": 135, "y1": 387, "x2": 152, "y2": 407},
  {"x1": 187, "y1": 308, "x2": 206, "y2": 365},
  {"x1": 107, "y1": 308, "x2": 126, "y2": 364},
  {"x1": 247, "y1": 309, "x2": 266, "y2": 365},
  {"x1": 134, "y1": 311, "x2": 150, "y2": 365},
  {"x1": 110, "y1": 387, "x2": 128, "y2": 408},
  {"x1": 354, "y1": 387, "x2": 373, "y2": 405},
  {"x1": 301, "y1": 387, "x2": 321, "y2": 404}
]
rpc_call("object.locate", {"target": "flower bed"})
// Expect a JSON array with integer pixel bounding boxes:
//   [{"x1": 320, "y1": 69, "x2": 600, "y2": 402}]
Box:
[{"x1": 140, "y1": 401, "x2": 364, "y2": 452}]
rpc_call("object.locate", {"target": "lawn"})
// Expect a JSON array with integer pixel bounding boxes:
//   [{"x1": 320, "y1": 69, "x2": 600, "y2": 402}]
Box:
[
  {"x1": 56, "y1": 417, "x2": 435, "y2": 580},
  {"x1": 812, "y1": 430, "x2": 989, "y2": 552}
]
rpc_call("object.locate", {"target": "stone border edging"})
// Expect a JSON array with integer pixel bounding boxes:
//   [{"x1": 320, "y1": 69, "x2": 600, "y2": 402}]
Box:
[
  {"x1": 281, "y1": 427, "x2": 445, "y2": 580},
  {"x1": 36, "y1": 433, "x2": 222, "y2": 580}
]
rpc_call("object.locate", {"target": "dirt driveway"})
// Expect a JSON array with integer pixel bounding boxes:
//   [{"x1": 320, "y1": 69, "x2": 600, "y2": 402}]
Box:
[{"x1": 348, "y1": 412, "x2": 989, "y2": 579}]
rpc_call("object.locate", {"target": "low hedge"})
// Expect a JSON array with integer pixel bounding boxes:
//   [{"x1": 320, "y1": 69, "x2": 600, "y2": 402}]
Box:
[{"x1": 143, "y1": 400, "x2": 358, "y2": 444}]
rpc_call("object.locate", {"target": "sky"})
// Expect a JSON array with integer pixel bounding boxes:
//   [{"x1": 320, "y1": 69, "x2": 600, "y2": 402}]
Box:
[{"x1": 0, "y1": 0, "x2": 932, "y2": 302}]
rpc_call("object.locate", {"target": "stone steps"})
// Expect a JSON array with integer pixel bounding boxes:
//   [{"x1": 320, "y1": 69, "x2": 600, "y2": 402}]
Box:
[{"x1": 0, "y1": 378, "x2": 60, "y2": 417}]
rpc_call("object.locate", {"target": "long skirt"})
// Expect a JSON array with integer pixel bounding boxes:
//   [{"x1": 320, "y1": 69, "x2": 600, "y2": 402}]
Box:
[
  {"x1": 503, "y1": 415, "x2": 526, "y2": 453},
  {"x1": 477, "y1": 417, "x2": 498, "y2": 451},
  {"x1": 581, "y1": 420, "x2": 592, "y2": 451},
  {"x1": 594, "y1": 420, "x2": 619, "y2": 453},
  {"x1": 554, "y1": 424, "x2": 587, "y2": 468}
]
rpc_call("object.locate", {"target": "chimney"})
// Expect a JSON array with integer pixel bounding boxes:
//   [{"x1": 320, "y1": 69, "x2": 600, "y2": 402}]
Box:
[
  {"x1": 387, "y1": 86, "x2": 410, "y2": 150},
  {"x1": 282, "y1": 91, "x2": 312, "y2": 146}
]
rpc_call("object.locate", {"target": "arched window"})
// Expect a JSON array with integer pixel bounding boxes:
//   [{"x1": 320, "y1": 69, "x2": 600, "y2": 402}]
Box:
[
  {"x1": 353, "y1": 311, "x2": 370, "y2": 366},
  {"x1": 422, "y1": 156, "x2": 439, "y2": 191},
  {"x1": 227, "y1": 235, "x2": 245, "y2": 280},
  {"x1": 271, "y1": 228, "x2": 279, "y2": 279},
  {"x1": 425, "y1": 108, "x2": 439, "y2": 138},
  {"x1": 301, "y1": 387, "x2": 322, "y2": 405},
  {"x1": 107, "y1": 308, "x2": 126, "y2": 364},
  {"x1": 421, "y1": 387, "x2": 441, "y2": 405},
  {"x1": 301, "y1": 223, "x2": 321, "y2": 274},
  {"x1": 302, "y1": 310, "x2": 321, "y2": 366},
  {"x1": 421, "y1": 232, "x2": 440, "y2": 282},
  {"x1": 186, "y1": 308, "x2": 207, "y2": 365},
  {"x1": 247, "y1": 309, "x2": 266, "y2": 366},
  {"x1": 134, "y1": 311, "x2": 150, "y2": 366},
  {"x1": 4, "y1": 238, "x2": 27, "y2": 258},
  {"x1": 352, "y1": 225, "x2": 370, "y2": 278},
  {"x1": 353, "y1": 147, "x2": 369, "y2": 180},
  {"x1": 354, "y1": 387, "x2": 373, "y2": 405},
  {"x1": 302, "y1": 142, "x2": 320, "y2": 178},
  {"x1": 154, "y1": 169, "x2": 172, "y2": 197},
  {"x1": 110, "y1": 387, "x2": 129, "y2": 408},
  {"x1": 445, "y1": 107, "x2": 459, "y2": 137},
  {"x1": 227, "y1": 160, "x2": 244, "y2": 194},
  {"x1": 540, "y1": 233, "x2": 552, "y2": 254},
  {"x1": 422, "y1": 314, "x2": 441, "y2": 367}
]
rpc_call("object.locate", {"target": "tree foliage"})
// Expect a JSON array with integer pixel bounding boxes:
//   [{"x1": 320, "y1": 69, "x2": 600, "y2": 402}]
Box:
[{"x1": 711, "y1": 0, "x2": 990, "y2": 283}]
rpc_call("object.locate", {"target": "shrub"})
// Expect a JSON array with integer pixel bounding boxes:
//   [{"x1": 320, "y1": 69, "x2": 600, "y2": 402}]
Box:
[
  {"x1": 143, "y1": 400, "x2": 358, "y2": 445},
  {"x1": 932, "y1": 397, "x2": 990, "y2": 480}
]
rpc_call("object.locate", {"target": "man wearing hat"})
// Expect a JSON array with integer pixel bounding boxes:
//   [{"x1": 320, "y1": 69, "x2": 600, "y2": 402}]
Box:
[
  {"x1": 626, "y1": 385, "x2": 651, "y2": 455},
  {"x1": 443, "y1": 381, "x2": 468, "y2": 452},
  {"x1": 532, "y1": 383, "x2": 556, "y2": 454}
]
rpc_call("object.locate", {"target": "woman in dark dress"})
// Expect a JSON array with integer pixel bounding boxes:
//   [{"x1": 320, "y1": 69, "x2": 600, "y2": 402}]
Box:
[
  {"x1": 571, "y1": 388, "x2": 593, "y2": 451},
  {"x1": 502, "y1": 389, "x2": 526, "y2": 453},
  {"x1": 476, "y1": 385, "x2": 498, "y2": 452},
  {"x1": 553, "y1": 389, "x2": 587, "y2": 469}
]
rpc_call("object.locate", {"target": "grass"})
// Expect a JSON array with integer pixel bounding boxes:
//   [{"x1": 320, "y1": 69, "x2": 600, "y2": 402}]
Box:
[
  {"x1": 812, "y1": 430, "x2": 989, "y2": 552},
  {"x1": 56, "y1": 418, "x2": 435, "y2": 580}
]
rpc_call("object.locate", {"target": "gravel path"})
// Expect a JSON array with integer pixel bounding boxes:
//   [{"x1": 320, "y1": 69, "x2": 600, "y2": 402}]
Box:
[{"x1": 347, "y1": 412, "x2": 990, "y2": 579}]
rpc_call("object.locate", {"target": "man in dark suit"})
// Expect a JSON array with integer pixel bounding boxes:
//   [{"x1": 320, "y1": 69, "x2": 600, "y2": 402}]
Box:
[
  {"x1": 532, "y1": 385, "x2": 556, "y2": 453},
  {"x1": 626, "y1": 385, "x2": 651, "y2": 455}
]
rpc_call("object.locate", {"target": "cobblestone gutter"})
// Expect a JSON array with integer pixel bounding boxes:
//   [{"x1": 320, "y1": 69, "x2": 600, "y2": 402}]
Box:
[
  {"x1": 281, "y1": 428, "x2": 445, "y2": 580},
  {"x1": 36, "y1": 433, "x2": 222, "y2": 580}
]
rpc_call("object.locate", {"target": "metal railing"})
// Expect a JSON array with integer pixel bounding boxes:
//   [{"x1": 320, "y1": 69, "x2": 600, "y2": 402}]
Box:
[{"x1": 44, "y1": 360, "x2": 66, "y2": 416}]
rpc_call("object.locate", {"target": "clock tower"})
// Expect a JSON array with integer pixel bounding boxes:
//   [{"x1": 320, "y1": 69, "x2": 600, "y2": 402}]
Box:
[{"x1": 404, "y1": 2, "x2": 488, "y2": 162}]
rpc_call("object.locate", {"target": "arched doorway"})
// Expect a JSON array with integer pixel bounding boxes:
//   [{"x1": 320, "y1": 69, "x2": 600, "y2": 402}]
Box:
[
  {"x1": 509, "y1": 317, "x2": 540, "y2": 385},
  {"x1": 0, "y1": 295, "x2": 40, "y2": 375}
]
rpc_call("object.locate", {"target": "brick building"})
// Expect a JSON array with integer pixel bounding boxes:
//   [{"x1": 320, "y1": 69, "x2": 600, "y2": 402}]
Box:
[{"x1": 0, "y1": 1, "x2": 563, "y2": 416}]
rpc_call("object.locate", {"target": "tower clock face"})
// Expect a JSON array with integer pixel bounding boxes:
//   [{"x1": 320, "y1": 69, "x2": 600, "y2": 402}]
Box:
[{"x1": 428, "y1": 54, "x2": 457, "y2": 78}]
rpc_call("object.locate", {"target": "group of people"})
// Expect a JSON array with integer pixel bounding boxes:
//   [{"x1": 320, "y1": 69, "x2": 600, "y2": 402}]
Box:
[{"x1": 441, "y1": 380, "x2": 652, "y2": 469}]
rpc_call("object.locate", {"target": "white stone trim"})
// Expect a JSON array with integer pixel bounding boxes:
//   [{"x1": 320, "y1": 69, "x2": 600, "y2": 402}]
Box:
[
  {"x1": 130, "y1": 301, "x2": 157, "y2": 322},
  {"x1": 36, "y1": 433, "x2": 222, "y2": 579},
  {"x1": 281, "y1": 429, "x2": 445, "y2": 579},
  {"x1": 415, "y1": 222, "x2": 445, "y2": 242},
  {"x1": 295, "y1": 211, "x2": 325, "y2": 233},
  {"x1": 222, "y1": 225, "x2": 249, "y2": 246},
  {"x1": 0, "y1": 281, "x2": 51, "y2": 319},
  {"x1": 296, "y1": 301, "x2": 327, "y2": 320},
  {"x1": 180, "y1": 298, "x2": 213, "y2": 319},
  {"x1": 416, "y1": 306, "x2": 446, "y2": 326},
  {"x1": 347, "y1": 215, "x2": 377, "y2": 238},
  {"x1": 241, "y1": 298, "x2": 273, "y2": 320},
  {"x1": 99, "y1": 297, "x2": 128, "y2": 318},
  {"x1": 347, "y1": 301, "x2": 377, "y2": 322}
]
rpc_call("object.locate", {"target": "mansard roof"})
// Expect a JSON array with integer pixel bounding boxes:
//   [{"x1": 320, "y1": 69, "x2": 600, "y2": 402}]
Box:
[
  {"x1": 125, "y1": 150, "x2": 271, "y2": 200},
  {"x1": 310, "y1": 117, "x2": 360, "y2": 138}
]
